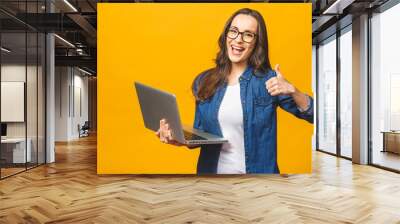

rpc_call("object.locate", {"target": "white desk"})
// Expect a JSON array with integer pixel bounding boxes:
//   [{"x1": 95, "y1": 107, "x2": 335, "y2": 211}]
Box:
[{"x1": 1, "y1": 138, "x2": 31, "y2": 163}]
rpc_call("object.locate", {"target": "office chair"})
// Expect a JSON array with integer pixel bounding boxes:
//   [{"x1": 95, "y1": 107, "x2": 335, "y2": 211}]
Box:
[{"x1": 79, "y1": 121, "x2": 90, "y2": 138}]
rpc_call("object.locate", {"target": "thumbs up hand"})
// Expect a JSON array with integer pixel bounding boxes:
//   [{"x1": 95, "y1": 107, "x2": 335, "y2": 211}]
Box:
[{"x1": 265, "y1": 64, "x2": 295, "y2": 96}]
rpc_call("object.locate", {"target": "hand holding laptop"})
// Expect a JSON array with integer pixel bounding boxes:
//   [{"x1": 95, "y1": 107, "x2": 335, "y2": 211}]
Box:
[
  {"x1": 156, "y1": 118, "x2": 184, "y2": 146},
  {"x1": 156, "y1": 118, "x2": 200, "y2": 148}
]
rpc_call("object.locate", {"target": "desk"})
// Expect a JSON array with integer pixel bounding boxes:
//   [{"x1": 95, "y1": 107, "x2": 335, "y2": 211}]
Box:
[
  {"x1": 381, "y1": 131, "x2": 400, "y2": 154},
  {"x1": 1, "y1": 138, "x2": 31, "y2": 163}
]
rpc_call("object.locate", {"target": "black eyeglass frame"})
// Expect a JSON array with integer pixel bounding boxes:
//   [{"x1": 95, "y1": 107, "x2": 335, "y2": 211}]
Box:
[{"x1": 226, "y1": 28, "x2": 257, "y2": 43}]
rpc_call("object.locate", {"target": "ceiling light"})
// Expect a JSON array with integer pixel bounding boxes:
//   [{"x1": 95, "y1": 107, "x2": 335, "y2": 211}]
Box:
[
  {"x1": 77, "y1": 67, "x2": 93, "y2": 76},
  {"x1": 54, "y1": 34, "x2": 75, "y2": 48},
  {"x1": 1, "y1": 47, "x2": 11, "y2": 53},
  {"x1": 63, "y1": 0, "x2": 78, "y2": 12},
  {"x1": 322, "y1": 0, "x2": 355, "y2": 15}
]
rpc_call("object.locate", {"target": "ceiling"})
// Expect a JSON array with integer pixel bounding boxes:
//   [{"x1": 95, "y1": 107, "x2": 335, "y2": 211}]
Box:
[
  {"x1": 0, "y1": 0, "x2": 394, "y2": 75},
  {"x1": 1, "y1": 0, "x2": 97, "y2": 74}
]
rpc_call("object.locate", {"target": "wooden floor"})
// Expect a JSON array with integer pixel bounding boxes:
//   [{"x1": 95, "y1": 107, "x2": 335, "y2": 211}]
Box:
[
  {"x1": 1, "y1": 163, "x2": 44, "y2": 178},
  {"x1": 373, "y1": 150, "x2": 400, "y2": 171},
  {"x1": 1, "y1": 135, "x2": 400, "y2": 224},
  {"x1": 0, "y1": 167, "x2": 26, "y2": 178}
]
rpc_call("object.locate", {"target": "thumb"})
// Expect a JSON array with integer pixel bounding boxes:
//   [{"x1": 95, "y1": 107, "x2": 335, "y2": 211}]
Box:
[{"x1": 275, "y1": 64, "x2": 282, "y2": 78}]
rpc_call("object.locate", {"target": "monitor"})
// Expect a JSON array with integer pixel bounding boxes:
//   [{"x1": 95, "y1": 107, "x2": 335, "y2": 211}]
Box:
[{"x1": 1, "y1": 123, "x2": 7, "y2": 137}]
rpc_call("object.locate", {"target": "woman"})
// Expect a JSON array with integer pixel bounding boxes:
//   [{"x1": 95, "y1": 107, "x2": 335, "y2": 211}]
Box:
[{"x1": 157, "y1": 8, "x2": 313, "y2": 174}]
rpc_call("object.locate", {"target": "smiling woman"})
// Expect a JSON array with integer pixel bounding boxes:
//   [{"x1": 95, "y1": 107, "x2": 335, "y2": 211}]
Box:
[{"x1": 156, "y1": 8, "x2": 314, "y2": 174}]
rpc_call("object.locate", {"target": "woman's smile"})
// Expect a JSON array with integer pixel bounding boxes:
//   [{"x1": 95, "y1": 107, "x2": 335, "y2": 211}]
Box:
[{"x1": 230, "y1": 44, "x2": 245, "y2": 56}]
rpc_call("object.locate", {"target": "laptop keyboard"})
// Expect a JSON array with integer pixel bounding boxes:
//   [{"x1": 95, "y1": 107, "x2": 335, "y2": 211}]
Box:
[{"x1": 183, "y1": 130, "x2": 207, "y2": 141}]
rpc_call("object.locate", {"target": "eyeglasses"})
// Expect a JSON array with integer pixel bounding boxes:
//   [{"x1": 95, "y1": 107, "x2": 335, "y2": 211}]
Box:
[{"x1": 227, "y1": 28, "x2": 256, "y2": 43}]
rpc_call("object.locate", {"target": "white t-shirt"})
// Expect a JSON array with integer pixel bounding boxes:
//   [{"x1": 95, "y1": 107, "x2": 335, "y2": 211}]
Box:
[{"x1": 217, "y1": 83, "x2": 246, "y2": 174}]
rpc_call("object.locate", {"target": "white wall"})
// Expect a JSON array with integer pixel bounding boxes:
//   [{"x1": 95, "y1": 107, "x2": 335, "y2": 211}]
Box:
[
  {"x1": 1, "y1": 82, "x2": 25, "y2": 122},
  {"x1": 55, "y1": 67, "x2": 89, "y2": 141},
  {"x1": 55, "y1": 67, "x2": 70, "y2": 141},
  {"x1": 1, "y1": 65, "x2": 37, "y2": 138},
  {"x1": 1, "y1": 65, "x2": 26, "y2": 141},
  {"x1": 73, "y1": 73, "x2": 89, "y2": 137}
]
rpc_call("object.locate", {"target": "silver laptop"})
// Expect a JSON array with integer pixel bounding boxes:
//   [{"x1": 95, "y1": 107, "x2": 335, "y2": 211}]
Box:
[{"x1": 134, "y1": 82, "x2": 227, "y2": 145}]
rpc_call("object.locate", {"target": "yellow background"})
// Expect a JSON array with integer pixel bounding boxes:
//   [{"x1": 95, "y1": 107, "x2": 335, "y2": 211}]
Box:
[{"x1": 98, "y1": 3, "x2": 313, "y2": 174}]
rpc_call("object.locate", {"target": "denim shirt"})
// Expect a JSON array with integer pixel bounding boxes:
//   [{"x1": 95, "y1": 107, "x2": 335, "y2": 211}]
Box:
[{"x1": 192, "y1": 66, "x2": 314, "y2": 174}]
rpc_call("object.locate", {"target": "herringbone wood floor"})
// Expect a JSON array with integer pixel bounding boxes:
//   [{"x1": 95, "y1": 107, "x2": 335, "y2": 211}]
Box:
[{"x1": 1, "y1": 134, "x2": 400, "y2": 224}]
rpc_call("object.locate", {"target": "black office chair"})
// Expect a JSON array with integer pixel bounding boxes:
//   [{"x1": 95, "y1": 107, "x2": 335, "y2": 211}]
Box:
[{"x1": 79, "y1": 121, "x2": 90, "y2": 138}]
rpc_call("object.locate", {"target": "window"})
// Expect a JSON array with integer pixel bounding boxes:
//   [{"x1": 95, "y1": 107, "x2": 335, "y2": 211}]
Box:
[
  {"x1": 370, "y1": 2, "x2": 400, "y2": 171},
  {"x1": 339, "y1": 27, "x2": 352, "y2": 158},
  {"x1": 317, "y1": 35, "x2": 337, "y2": 154}
]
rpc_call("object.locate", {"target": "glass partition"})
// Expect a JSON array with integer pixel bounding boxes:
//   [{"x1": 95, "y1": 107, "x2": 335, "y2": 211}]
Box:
[
  {"x1": 0, "y1": 1, "x2": 46, "y2": 179},
  {"x1": 27, "y1": 30, "x2": 38, "y2": 169},
  {"x1": 1, "y1": 30, "x2": 28, "y2": 177},
  {"x1": 317, "y1": 35, "x2": 337, "y2": 155}
]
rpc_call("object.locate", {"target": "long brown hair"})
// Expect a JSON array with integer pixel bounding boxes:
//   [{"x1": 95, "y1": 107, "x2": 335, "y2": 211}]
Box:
[{"x1": 193, "y1": 8, "x2": 272, "y2": 101}]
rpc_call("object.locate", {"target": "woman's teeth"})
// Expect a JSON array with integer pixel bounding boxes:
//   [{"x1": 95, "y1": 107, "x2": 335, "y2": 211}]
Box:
[{"x1": 232, "y1": 46, "x2": 244, "y2": 55}]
